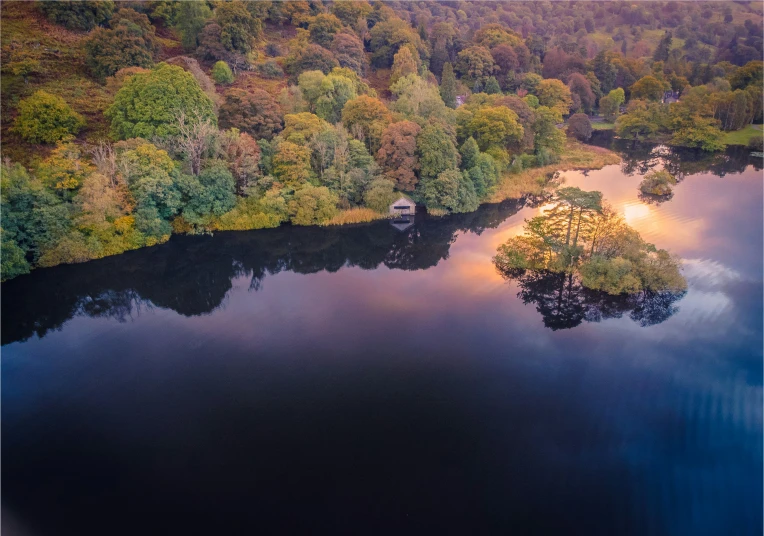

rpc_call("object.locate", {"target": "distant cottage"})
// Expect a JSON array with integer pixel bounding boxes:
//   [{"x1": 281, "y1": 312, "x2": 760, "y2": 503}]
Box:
[
  {"x1": 389, "y1": 195, "x2": 416, "y2": 216},
  {"x1": 455, "y1": 95, "x2": 467, "y2": 107}
]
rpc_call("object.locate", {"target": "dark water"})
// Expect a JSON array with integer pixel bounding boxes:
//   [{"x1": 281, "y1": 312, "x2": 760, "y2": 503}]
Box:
[{"x1": 2, "y1": 143, "x2": 762, "y2": 535}]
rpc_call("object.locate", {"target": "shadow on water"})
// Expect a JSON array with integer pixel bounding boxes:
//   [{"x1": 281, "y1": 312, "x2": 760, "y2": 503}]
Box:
[{"x1": 1, "y1": 200, "x2": 524, "y2": 345}]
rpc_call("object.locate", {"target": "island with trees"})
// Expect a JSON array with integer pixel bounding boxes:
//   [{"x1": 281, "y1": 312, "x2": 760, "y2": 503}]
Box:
[{"x1": 2, "y1": 1, "x2": 762, "y2": 281}]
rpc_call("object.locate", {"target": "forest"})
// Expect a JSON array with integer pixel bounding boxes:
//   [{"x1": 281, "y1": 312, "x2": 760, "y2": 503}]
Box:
[{"x1": 2, "y1": 0, "x2": 762, "y2": 281}]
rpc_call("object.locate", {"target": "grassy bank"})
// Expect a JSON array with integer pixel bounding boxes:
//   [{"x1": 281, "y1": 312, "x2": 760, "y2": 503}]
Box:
[
  {"x1": 722, "y1": 124, "x2": 763, "y2": 146},
  {"x1": 592, "y1": 122, "x2": 615, "y2": 130},
  {"x1": 489, "y1": 140, "x2": 621, "y2": 202}
]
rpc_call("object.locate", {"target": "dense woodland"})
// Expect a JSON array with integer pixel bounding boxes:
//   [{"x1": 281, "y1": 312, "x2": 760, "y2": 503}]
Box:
[{"x1": 2, "y1": 0, "x2": 763, "y2": 281}]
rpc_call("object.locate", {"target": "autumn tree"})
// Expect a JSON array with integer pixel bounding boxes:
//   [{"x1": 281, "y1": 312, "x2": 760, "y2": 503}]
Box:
[
  {"x1": 567, "y1": 73, "x2": 596, "y2": 113},
  {"x1": 273, "y1": 141, "x2": 312, "y2": 186},
  {"x1": 331, "y1": 31, "x2": 367, "y2": 75},
  {"x1": 288, "y1": 185, "x2": 338, "y2": 225},
  {"x1": 630, "y1": 75, "x2": 665, "y2": 101},
  {"x1": 219, "y1": 88, "x2": 283, "y2": 140},
  {"x1": 376, "y1": 121, "x2": 421, "y2": 191},
  {"x1": 285, "y1": 44, "x2": 340, "y2": 77},
  {"x1": 467, "y1": 106, "x2": 524, "y2": 151},
  {"x1": 599, "y1": 88, "x2": 625, "y2": 122},
  {"x1": 567, "y1": 113, "x2": 592, "y2": 141},
  {"x1": 390, "y1": 46, "x2": 418, "y2": 85},
  {"x1": 13, "y1": 91, "x2": 85, "y2": 144},
  {"x1": 218, "y1": 129, "x2": 261, "y2": 194},
  {"x1": 107, "y1": 63, "x2": 216, "y2": 139},
  {"x1": 536, "y1": 79, "x2": 573, "y2": 115},
  {"x1": 341, "y1": 95, "x2": 392, "y2": 153}
]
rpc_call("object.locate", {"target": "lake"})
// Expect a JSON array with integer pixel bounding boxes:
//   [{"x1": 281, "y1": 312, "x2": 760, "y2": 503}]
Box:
[{"x1": 2, "y1": 142, "x2": 762, "y2": 535}]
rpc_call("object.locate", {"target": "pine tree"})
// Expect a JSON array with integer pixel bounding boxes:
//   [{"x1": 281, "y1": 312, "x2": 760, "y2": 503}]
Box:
[
  {"x1": 485, "y1": 77, "x2": 501, "y2": 95},
  {"x1": 653, "y1": 31, "x2": 672, "y2": 62},
  {"x1": 440, "y1": 62, "x2": 458, "y2": 108}
]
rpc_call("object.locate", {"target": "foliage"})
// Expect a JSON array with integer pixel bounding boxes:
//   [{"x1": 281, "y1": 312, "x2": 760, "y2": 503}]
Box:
[
  {"x1": 273, "y1": 141, "x2": 312, "y2": 186},
  {"x1": 215, "y1": 0, "x2": 261, "y2": 55},
  {"x1": 363, "y1": 178, "x2": 397, "y2": 213},
  {"x1": 219, "y1": 88, "x2": 283, "y2": 140},
  {"x1": 416, "y1": 124, "x2": 460, "y2": 181},
  {"x1": 639, "y1": 170, "x2": 676, "y2": 196},
  {"x1": 175, "y1": 1, "x2": 211, "y2": 51},
  {"x1": 13, "y1": 91, "x2": 85, "y2": 144},
  {"x1": 467, "y1": 106, "x2": 524, "y2": 151},
  {"x1": 456, "y1": 46, "x2": 496, "y2": 86},
  {"x1": 84, "y1": 8, "x2": 158, "y2": 81},
  {"x1": 630, "y1": 75, "x2": 666, "y2": 101},
  {"x1": 421, "y1": 169, "x2": 478, "y2": 214},
  {"x1": 288, "y1": 185, "x2": 338, "y2": 225},
  {"x1": 536, "y1": 79, "x2": 573, "y2": 115},
  {"x1": 376, "y1": 121, "x2": 421, "y2": 192},
  {"x1": 211, "y1": 61, "x2": 234, "y2": 84},
  {"x1": 38, "y1": 0, "x2": 114, "y2": 31},
  {"x1": 285, "y1": 44, "x2": 340, "y2": 77},
  {"x1": 107, "y1": 63, "x2": 216, "y2": 140},
  {"x1": 308, "y1": 13, "x2": 343, "y2": 48},
  {"x1": 390, "y1": 46, "x2": 418, "y2": 85},
  {"x1": 440, "y1": 62, "x2": 458, "y2": 109},
  {"x1": 567, "y1": 114, "x2": 593, "y2": 141},
  {"x1": 341, "y1": 95, "x2": 392, "y2": 153}
]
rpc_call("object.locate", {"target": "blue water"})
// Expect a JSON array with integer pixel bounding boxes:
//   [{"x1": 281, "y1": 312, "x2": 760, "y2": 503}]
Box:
[{"x1": 2, "y1": 144, "x2": 762, "y2": 535}]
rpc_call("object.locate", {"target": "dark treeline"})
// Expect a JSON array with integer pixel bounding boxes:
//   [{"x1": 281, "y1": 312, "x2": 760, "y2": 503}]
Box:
[{"x1": 1, "y1": 200, "x2": 523, "y2": 345}]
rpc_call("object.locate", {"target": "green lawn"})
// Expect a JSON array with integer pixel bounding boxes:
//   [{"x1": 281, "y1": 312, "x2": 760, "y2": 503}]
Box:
[
  {"x1": 722, "y1": 125, "x2": 763, "y2": 146},
  {"x1": 592, "y1": 122, "x2": 615, "y2": 130}
]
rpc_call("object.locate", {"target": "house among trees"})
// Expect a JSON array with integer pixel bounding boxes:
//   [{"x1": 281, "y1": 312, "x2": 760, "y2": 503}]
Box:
[
  {"x1": 662, "y1": 90, "x2": 680, "y2": 103},
  {"x1": 455, "y1": 95, "x2": 467, "y2": 107}
]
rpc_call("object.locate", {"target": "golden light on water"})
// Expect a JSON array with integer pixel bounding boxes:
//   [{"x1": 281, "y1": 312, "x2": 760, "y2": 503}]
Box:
[{"x1": 622, "y1": 202, "x2": 651, "y2": 224}]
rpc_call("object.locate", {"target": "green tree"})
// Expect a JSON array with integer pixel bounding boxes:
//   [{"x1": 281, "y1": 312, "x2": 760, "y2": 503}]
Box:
[
  {"x1": 416, "y1": 124, "x2": 460, "y2": 181},
  {"x1": 440, "y1": 62, "x2": 458, "y2": 109},
  {"x1": 455, "y1": 46, "x2": 496, "y2": 86},
  {"x1": 308, "y1": 13, "x2": 343, "y2": 48},
  {"x1": 175, "y1": 1, "x2": 211, "y2": 51},
  {"x1": 288, "y1": 185, "x2": 338, "y2": 225},
  {"x1": 84, "y1": 8, "x2": 158, "y2": 81},
  {"x1": 363, "y1": 178, "x2": 397, "y2": 213},
  {"x1": 390, "y1": 46, "x2": 418, "y2": 85},
  {"x1": 215, "y1": 0, "x2": 261, "y2": 55},
  {"x1": 639, "y1": 170, "x2": 676, "y2": 196},
  {"x1": 341, "y1": 95, "x2": 392, "y2": 153},
  {"x1": 211, "y1": 61, "x2": 234, "y2": 84},
  {"x1": 533, "y1": 106, "x2": 566, "y2": 156},
  {"x1": 107, "y1": 63, "x2": 216, "y2": 140},
  {"x1": 1, "y1": 229, "x2": 30, "y2": 281},
  {"x1": 729, "y1": 61, "x2": 763, "y2": 90},
  {"x1": 484, "y1": 77, "x2": 502, "y2": 95},
  {"x1": 653, "y1": 31, "x2": 672, "y2": 62},
  {"x1": 13, "y1": 91, "x2": 85, "y2": 144},
  {"x1": 38, "y1": 0, "x2": 114, "y2": 31},
  {"x1": 179, "y1": 164, "x2": 237, "y2": 226},
  {"x1": 459, "y1": 137, "x2": 480, "y2": 169},
  {"x1": 421, "y1": 169, "x2": 478, "y2": 214}
]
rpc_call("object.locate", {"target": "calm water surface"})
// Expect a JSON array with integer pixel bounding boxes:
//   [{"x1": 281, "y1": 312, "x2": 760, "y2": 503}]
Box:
[{"x1": 2, "y1": 143, "x2": 762, "y2": 535}]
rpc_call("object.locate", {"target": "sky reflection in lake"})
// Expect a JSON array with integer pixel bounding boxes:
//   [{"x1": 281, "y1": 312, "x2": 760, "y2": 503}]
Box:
[{"x1": 2, "y1": 144, "x2": 762, "y2": 536}]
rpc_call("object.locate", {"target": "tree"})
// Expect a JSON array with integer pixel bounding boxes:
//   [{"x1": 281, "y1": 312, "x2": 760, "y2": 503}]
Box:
[
  {"x1": 533, "y1": 106, "x2": 566, "y2": 156},
  {"x1": 460, "y1": 137, "x2": 480, "y2": 169},
  {"x1": 369, "y1": 16, "x2": 427, "y2": 68},
  {"x1": 466, "y1": 152, "x2": 499, "y2": 199},
  {"x1": 363, "y1": 177, "x2": 396, "y2": 213},
  {"x1": 421, "y1": 169, "x2": 478, "y2": 214},
  {"x1": 282, "y1": 112, "x2": 330, "y2": 144},
  {"x1": 341, "y1": 95, "x2": 392, "y2": 153},
  {"x1": 491, "y1": 44, "x2": 519, "y2": 88},
  {"x1": 83, "y1": 8, "x2": 158, "y2": 81},
  {"x1": 440, "y1": 62, "x2": 458, "y2": 109},
  {"x1": 599, "y1": 88, "x2": 625, "y2": 122},
  {"x1": 285, "y1": 44, "x2": 340, "y2": 77},
  {"x1": 107, "y1": 63, "x2": 216, "y2": 139},
  {"x1": 39, "y1": 0, "x2": 114, "y2": 31},
  {"x1": 390, "y1": 75, "x2": 452, "y2": 123},
  {"x1": 13, "y1": 91, "x2": 85, "y2": 144},
  {"x1": 169, "y1": 113, "x2": 219, "y2": 176},
  {"x1": 215, "y1": 0, "x2": 261, "y2": 55},
  {"x1": 219, "y1": 88, "x2": 283, "y2": 140},
  {"x1": 120, "y1": 143, "x2": 182, "y2": 238},
  {"x1": 331, "y1": 1, "x2": 372, "y2": 26},
  {"x1": 376, "y1": 121, "x2": 421, "y2": 191},
  {"x1": 1, "y1": 229, "x2": 30, "y2": 281},
  {"x1": 417, "y1": 124, "x2": 460, "y2": 181},
  {"x1": 211, "y1": 61, "x2": 234, "y2": 84},
  {"x1": 630, "y1": 75, "x2": 665, "y2": 101},
  {"x1": 390, "y1": 46, "x2": 418, "y2": 85},
  {"x1": 331, "y1": 31, "x2": 367, "y2": 75},
  {"x1": 455, "y1": 46, "x2": 496, "y2": 86},
  {"x1": 218, "y1": 129, "x2": 261, "y2": 194},
  {"x1": 179, "y1": 163, "x2": 236, "y2": 226},
  {"x1": 273, "y1": 141, "x2": 312, "y2": 186},
  {"x1": 467, "y1": 106, "x2": 524, "y2": 151},
  {"x1": 536, "y1": 79, "x2": 573, "y2": 115},
  {"x1": 567, "y1": 73, "x2": 596, "y2": 113},
  {"x1": 484, "y1": 77, "x2": 502, "y2": 95},
  {"x1": 670, "y1": 117, "x2": 727, "y2": 152},
  {"x1": 175, "y1": 1, "x2": 211, "y2": 51},
  {"x1": 639, "y1": 170, "x2": 676, "y2": 196},
  {"x1": 288, "y1": 185, "x2": 338, "y2": 225},
  {"x1": 308, "y1": 13, "x2": 343, "y2": 48},
  {"x1": 653, "y1": 31, "x2": 672, "y2": 62},
  {"x1": 729, "y1": 61, "x2": 763, "y2": 90},
  {"x1": 567, "y1": 113, "x2": 592, "y2": 141}
]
